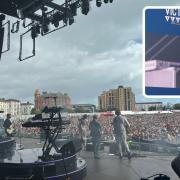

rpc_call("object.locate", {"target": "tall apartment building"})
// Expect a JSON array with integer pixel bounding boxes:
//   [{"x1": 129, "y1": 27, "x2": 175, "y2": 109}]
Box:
[
  {"x1": 98, "y1": 86, "x2": 135, "y2": 111},
  {"x1": 34, "y1": 89, "x2": 72, "y2": 112}
]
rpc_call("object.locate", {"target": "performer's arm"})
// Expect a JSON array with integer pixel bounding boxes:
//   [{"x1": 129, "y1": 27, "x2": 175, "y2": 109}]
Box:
[{"x1": 123, "y1": 116, "x2": 130, "y2": 127}]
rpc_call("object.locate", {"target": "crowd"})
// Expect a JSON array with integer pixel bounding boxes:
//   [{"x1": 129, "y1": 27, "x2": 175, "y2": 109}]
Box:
[{"x1": 11, "y1": 111, "x2": 180, "y2": 144}]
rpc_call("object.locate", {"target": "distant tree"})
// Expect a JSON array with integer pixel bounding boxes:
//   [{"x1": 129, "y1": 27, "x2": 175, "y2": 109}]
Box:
[
  {"x1": 162, "y1": 106, "x2": 166, "y2": 111},
  {"x1": 148, "y1": 106, "x2": 156, "y2": 111},
  {"x1": 173, "y1": 103, "x2": 180, "y2": 110},
  {"x1": 67, "y1": 109, "x2": 75, "y2": 113},
  {"x1": 31, "y1": 108, "x2": 41, "y2": 114},
  {"x1": 97, "y1": 109, "x2": 106, "y2": 112},
  {"x1": 75, "y1": 107, "x2": 89, "y2": 113},
  {"x1": 141, "y1": 108, "x2": 145, "y2": 111},
  {"x1": 106, "y1": 107, "x2": 116, "y2": 111}
]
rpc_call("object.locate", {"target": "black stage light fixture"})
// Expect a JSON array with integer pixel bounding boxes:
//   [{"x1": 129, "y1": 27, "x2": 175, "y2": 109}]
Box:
[
  {"x1": 81, "y1": 0, "x2": 90, "y2": 15},
  {"x1": 31, "y1": 23, "x2": 41, "y2": 39},
  {"x1": 63, "y1": 15, "x2": 68, "y2": 25},
  {"x1": 0, "y1": 14, "x2": 5, "y2": 23},
  {"x1": 104, "y1": 0, "x2": 108, "y2": 3},
  {"x1": 42, "y1": 23, "x2": 49, "y2": 34},
  {"x1": 31, "y1": 26, "x2": 37, "y2": 39},
  {"x1": 51, "y1": 12, "x2": 64, "y2": 28},
  {"x1": 70, "y1": 3, "x2": 77, "y2": 16},
  {"x1": 35, "y1": 23, "x2": 41, "y2": 34},
  {"x1": 69, "y1": 14, "x2": 74, "y2": 25},
  {"x1": 96, "y1": 0, "x2": 102, "y2": 7},
  {"x1": 109, "y1": 0, "x2": 113, "y2": 3}
]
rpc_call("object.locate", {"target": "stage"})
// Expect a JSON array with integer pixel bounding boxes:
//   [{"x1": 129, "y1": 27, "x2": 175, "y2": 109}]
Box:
[
  {"x1": 14, "y1": 137, "x2": 178, "y2": 180},
  {"x1": 81, "y1": 151, "x2": 178, "y2": 180}
]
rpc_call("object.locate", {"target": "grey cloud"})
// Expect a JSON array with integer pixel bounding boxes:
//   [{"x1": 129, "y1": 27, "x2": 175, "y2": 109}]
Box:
[{"x1": 0, "y1": 0, "x2": 180, "y2": 105}]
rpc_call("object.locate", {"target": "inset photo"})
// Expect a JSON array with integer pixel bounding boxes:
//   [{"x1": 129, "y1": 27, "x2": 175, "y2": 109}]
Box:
[{"x1": 143, "y1": 7, "x2": 180, "y2": 97}]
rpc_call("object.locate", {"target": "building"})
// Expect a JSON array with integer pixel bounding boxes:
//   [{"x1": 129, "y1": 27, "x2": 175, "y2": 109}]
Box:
[
  {"x1": 73, "y1": 104, "x2": 96, "y2": 113},
  {"x1": 0, "y1": 98, "x2": 21, "y2": 116},
  {"x1": 21, "y1": 102, "x2": 34, "y2": 115},
  {"x1": 34, "y1": 89, "x2": 42, "y2": 112},
  {"x1": 0, "y1": 99, "x2": 8, "y2": 115},
  {"x1": 136, "y1": 102, "x2": 163, "y2": 111},
  {"x1": 98, "y1": 86, "x2": 136, "y2": 111},
  {"x1": 6, "y1": 99, "x2": 21, "y2": 116},
  {"x1": 34, "y1": 89, "x2": 72, "y2": 112}
]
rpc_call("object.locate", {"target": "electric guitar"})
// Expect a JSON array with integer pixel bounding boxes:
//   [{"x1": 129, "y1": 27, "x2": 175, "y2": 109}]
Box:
[{"x1": 6, "y1": 125, "x2": 15, "y2": 135}]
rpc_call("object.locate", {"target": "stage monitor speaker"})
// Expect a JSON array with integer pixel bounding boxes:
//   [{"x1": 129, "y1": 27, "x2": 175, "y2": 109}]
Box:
[
  {"x1": 0, "y1": 27, "x2": 4, "y2": 60},
  {"x1": 171, "y1": 154, "x2": 180, "y2": 178}
]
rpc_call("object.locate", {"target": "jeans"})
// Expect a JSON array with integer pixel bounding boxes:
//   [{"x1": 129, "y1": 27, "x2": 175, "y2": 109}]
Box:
[{"x1": 92, "y1": 137, "x2": 100, "y2": 157}]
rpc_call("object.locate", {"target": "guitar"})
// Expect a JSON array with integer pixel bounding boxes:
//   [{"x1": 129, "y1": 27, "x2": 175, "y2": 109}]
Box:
[{"x1": 6, "y1": 125, "x2": 15, "y2": 135}]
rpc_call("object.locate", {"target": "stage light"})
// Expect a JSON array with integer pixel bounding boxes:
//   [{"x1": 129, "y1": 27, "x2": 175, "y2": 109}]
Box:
[
  {"x1": 0, "y1": 14, "x2": 5, "y2": 22},
  {"x1": 81, "y1": 0, "x2": 90, "y2": 15},
  {"x1": 63, "y1": 15, "x2": 68, "y2": 25},
  {"x1": 109, "y1": 0, "x2": 113, "y2": 3},
  {"x1": 70, "y1": 3, "x2": 77, "y2": 16},
  {"x1": 35, "y1": 23, "x2": 41, "y2": 34},
  {"x1": 31, "y1": 26, "x2": 37, "y2": 39},
  {"x1": 69, "y1": 14, "x2": 74, "y2": 26},
  {"x1": 96, "y1": 0, "x2": 102, "y2": 7},
  {"x1": 104, "y1": 0, "x2": 108, "y2": 3},
  {"x1": 42, "y1": 23, "x2": 49, "y2": 34},
  {"x1": 51, "y1": 12, "x2": 63, "y2": 28},
  {"x1": 31, "y1": 23, "x2": 41, "y2": 39}
]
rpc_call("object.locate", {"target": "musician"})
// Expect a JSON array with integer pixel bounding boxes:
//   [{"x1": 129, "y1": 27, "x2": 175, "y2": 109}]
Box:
[
  {"x1": 89, "y1": 115, "x2": 101, "y2": 159},
  {"x1": 112, "y1": 110, "x2": 131, "y2": 159},
  {"x1": 3, "y1": 113, "x2": 12, "y2": 137},
  {"x1": 78, "y1": 114, "x2": 88, "y2": 150}
]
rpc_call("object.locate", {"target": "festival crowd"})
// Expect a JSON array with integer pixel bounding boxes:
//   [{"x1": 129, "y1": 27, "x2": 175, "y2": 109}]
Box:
[{"x1": 11, "y1": 112, "x2": 180, "y2": 144}]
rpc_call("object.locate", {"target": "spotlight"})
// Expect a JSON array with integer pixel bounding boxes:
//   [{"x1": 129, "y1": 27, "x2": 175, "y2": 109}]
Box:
[
  {"x1": 42, "y1": 15, "x2": 50, "y2": 34},
  {"x1": 96, "y1": 0, "x2": 102, "y2": 7},
  {"x1": 70, "y1": 3, "x2": 77, "y2": 16},
  {"x1": 31, "y1": 26, "x2": 38, "y2": 39},
  {"x1": 31, "y1": 23, "x2": 41, "y2": 39},
  {"x1": 69, "y1": 13, "x2": 74, "y2": 26},
  {"x1": 35, "y1": 23, "x2": 41, "y2": 34},
  {"x1": 63, "y1": 15, "x2": 68, "y2": 25},
  {"x1": 104, "y1": 0, "x2": 108, "y2": 3},
  {"x1": 42, "y1": 23, "x2": 49, "y2": 34},
  {"x1": 109, "y1": 0, "x2": 113, "y2": 3},
  {"x1": 0, "y1": 14, "x2": 5, "y2": 22},
  {"x1": 51, "y1": 12, "x2": 63, "y2": 28},
  {"x1": 81, "y1": 0, "x2": 90, "y2": 15}
]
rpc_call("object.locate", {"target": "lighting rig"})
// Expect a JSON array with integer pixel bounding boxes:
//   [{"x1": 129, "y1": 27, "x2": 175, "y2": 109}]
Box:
[{"x1": 0, "y1": 0, "x2": 114, "y2": 61}]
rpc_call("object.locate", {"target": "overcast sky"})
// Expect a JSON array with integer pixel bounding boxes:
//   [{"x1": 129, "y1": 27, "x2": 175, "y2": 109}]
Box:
[{"x1": 1, "y1": 0, "x2": 180, "y2": 105}]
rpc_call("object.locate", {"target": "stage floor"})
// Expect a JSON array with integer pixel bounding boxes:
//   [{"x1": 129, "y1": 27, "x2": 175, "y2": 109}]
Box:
[
  {"x1": 17, "y1": 137, "x2": 179, "y2": 180},
  {"x1": 82, "y1": 151, "x2": 178, "y2": 180}
]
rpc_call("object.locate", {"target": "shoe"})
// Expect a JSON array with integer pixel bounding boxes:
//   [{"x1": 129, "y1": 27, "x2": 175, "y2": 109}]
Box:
[
  {"x1": 119, "y1": 155, "x2": 123, "y2": 159},
  {"x1": 94, "y1": 156, "x2": 100, "y2": 159},
  {"x1": 127, "y1": 153, "x2": 131, "y2": 160}
]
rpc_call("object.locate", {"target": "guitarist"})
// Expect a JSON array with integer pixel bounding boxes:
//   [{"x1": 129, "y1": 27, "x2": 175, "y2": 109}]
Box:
[
  {"x1": 3, "y1": 113, "x2": 13, "y2": 137},
  {"x1": 112, "y1": 110, "x2": 131, "y2": 159}
]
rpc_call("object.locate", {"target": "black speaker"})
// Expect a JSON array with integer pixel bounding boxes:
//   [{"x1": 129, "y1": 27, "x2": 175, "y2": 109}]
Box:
[
  {"x1": 0, "y1": 27, "x2": 4, "y2": 60},
  {"x1": 172, "y1": 154, "x2": 180, "y2": 178}
]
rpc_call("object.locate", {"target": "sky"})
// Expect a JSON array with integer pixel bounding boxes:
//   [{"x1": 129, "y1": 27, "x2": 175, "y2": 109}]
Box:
[{"x1": 1, "y1": 0, "x2": 180, "y2": 105}]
